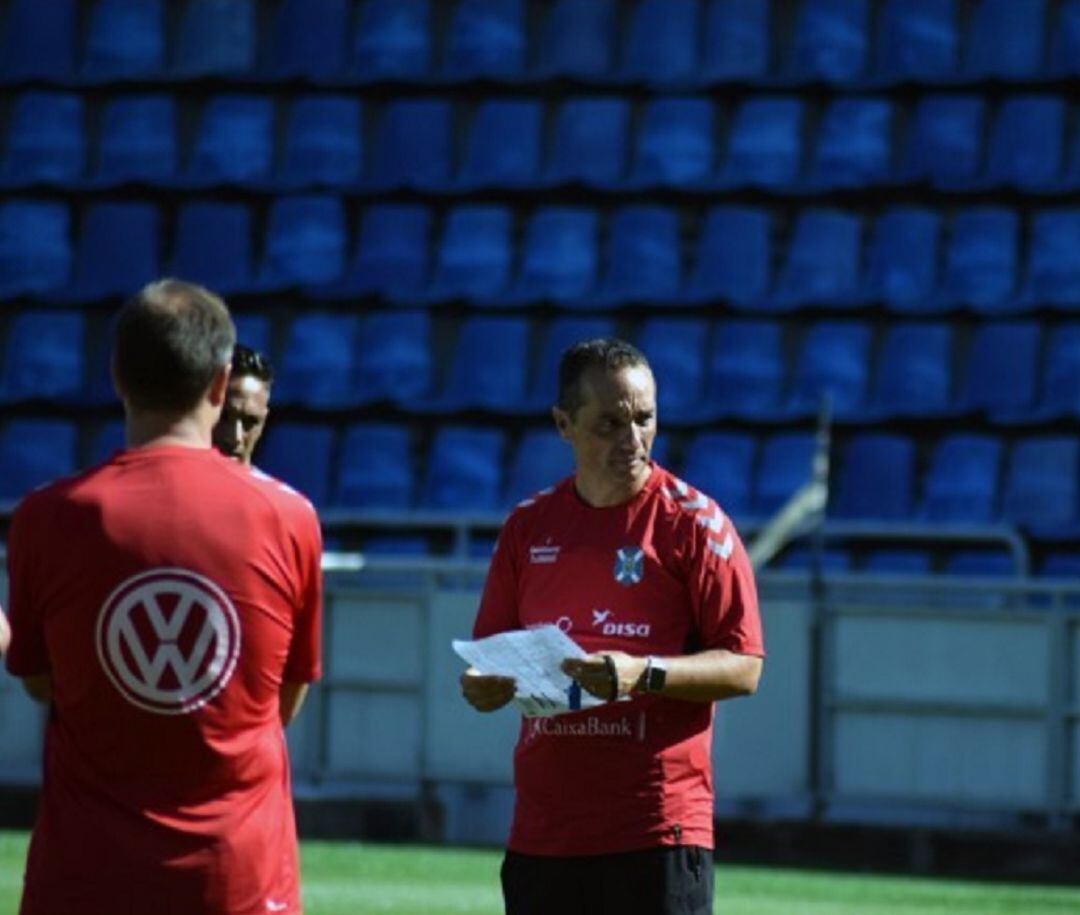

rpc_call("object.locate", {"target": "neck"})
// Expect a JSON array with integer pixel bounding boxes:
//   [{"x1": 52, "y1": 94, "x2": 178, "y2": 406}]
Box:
[
  {"x1": 574, "y1": 466, "x2": 652, "y2": 508},
  {"x1": 125, "y1": 405, "x2": 216, "y2": 451}
]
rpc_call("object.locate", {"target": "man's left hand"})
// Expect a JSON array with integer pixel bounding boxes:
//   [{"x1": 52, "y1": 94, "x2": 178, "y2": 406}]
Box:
[{"x1": 562, "y1": 652, "x2": 648, "y2": 701}]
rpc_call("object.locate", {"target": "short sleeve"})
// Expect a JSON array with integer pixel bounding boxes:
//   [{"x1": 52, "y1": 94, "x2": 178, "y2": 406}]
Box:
[
  {"x1": 4, "y1": 499, "x2": 51, "y2": 677},
  {"x1": 689, "y1": 519, "x2": 764, "y2": 657},
  {"x1": 472, "y1": 514, "x2": 522, "y2": 639},
  {"x1": 283, "y1": 506, "x2": 324, "y2": 683}
]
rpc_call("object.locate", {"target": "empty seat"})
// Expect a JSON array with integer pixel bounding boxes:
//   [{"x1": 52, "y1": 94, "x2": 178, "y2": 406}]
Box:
[
  {"x1": 0, "y1": 201, "x2": 71, "y2": 296},
  {"x1": 871, "y1": 323, "x2": 953, "y2": 418},
  {"x1": 257, "y1": 423, "x2": 335, "y2": 509},
  {"x1": 0, "y1": 311, "x2": 84, "y2": 403},
  {"x1": 528, "y1": 317, "x2": 616, "y2": 409},
  {"x1": 755, "y1": 433, "x2": 817, "y2": 515},
  {"x1": 175, "y1": 0, "x2": 256, "y2": 77},
  {"x1": 278, "y1": 96, "x2": 362, "y2": 189},
  {"x1": 686, "y1": 206, "x2": 771, "y2": 306},
  {"x1": 787, "y1": 321, "x2": 871, "y2": 418},
  {"x1": 720, "y1": 98, "x2": 804, "y2": 188},
  {"x1": 0, "y1": 0, "x2": 76, "y2": 80},
  {"x1": 333, "y1": 204, "x2": 430, "y2": 301},
  {"x1": 422, "y1": 427, "x2": 504, "y2": 511},
  {"x1": 809, "y1": 98, "x2": 893, "y2": 189},
  {"x1": 83, "y1": 0, "x2": 164, "y2": 79},
  {"x1": 773, "y1": 209, "x2": 862, "y2": 309},
  {"x1": 964, "y1": 0, "x2": 1046, "y2": 80},
  {"x1": 232, "y1": 313, "x2": 272, "y2": 360},
  {"x1": 637, "y1": 318, "x2": 707, "y2": 421},
  {"x1": 701, "y1": 0, "x2": 769, "y2": 81},
  {"x1": 512, "y1": 208, "x2": 599, "y2": 303},
  {"x1": 62, "y1": 202, "x2": 158, "y2": 302},
  {"x1": 546, "y1": 98, "x2": 629, "y2": 187},
  {"x1": 863, "y1": 208, "x2": 941, "y2": 312},
  {"x1": 833, "y1": 434, "x2": 914, "y2": 520},
  {"x1": 1003, "y1": 438, "x2": 1079, "y2": 535},
  {"x1": 777, "y1": 548, "x2": 852, "y2": 573},
  {"x1": 188, "y1": 96, "x2": 274, "y2": 185},
  {"x1": 631, "y1": 97, "x2": 715, "y2": 188},
  {"x1": 95, "y1": 96, "x2": 177, "y2": 186},
  {"x1": 336, "y1": 423, "x2": 414, "y2": 509},
  {"x1": 435, "y1": 316, "x2": 530, "y2": 412},
  {"x1": 904, "y1": 96, "x2": 985, "y2": 189},
  {"x1": 260, "y1": 196, "x2": 347, "y2": 287},
  {"x1": 1041, "y1": 325, "x2": 1080, "y2": 417},
  {"x1": 1040, "y1": 552, "x2": 1080, "y2": 579},
  {"x1": 921, "y1": 434, "x2": 1001, "y2": 523},
  {"x1": 505, "y1": 429, "x2": 573, "y2": 504},
  {"x1": 984, "y1": 97, "x2": 1065, "y2": 191},
  {"x1": 959, "y1": 321, "x2": 1040, "y2": 419},
  {"x1": 941, "y1": 208, "x2": 1018, "y2": 312},
  {"x1": 790, "y1": 0, "x2": 870, "y2": 83},
  {"x1": 622, "y1": 0, "x2": 700, "y2": 84},
  {"x1": 593, "y1": 206, "x2": 681, "y2": 304},
  {"x1": 274, "y1": 313, "x2": 360, "y2": 409},
  {"x1": 538, "y1": 0, "x2": 616, "y2": 78},
  {"x1": 876, "y1": 0, "x2": 958, "y2": 83},
  {"x1": 707, "y1": 320, "x2": 784, "y2": 420},
  {"x1": 0, "y1": 419, "x2": 78, "y2": 503},
  {"x1": 355, "y1": 311, "x2": 432, "y2": 406},
  {"x1": 353, "y1": 0, "x2": 430, "y2": 79},
  {"x1": 427, "y1": 206, "x2": 512, "y2": 303},
  {"x1": 170, "y1": 202, "x2": 255, "y2": 295},
  {"x1": 458, "y1": 99, "x2": 542, "y2": 189},
  {"x1": 370, "y1": 99, "x2": 452, "y2": 190},
  {"x1": 1049, "y1": 0, "x2": 1080, "y2": 77},
  {"x1": 269, "y1": 0, "x2": 348, "y2": 79},
  {"x1": 445, "y1": 0, "x2": 525, "y2": 78},
  {"x1": 864, "y1": 549, "x2": 933, "y2": 575},
  {"x1": 1021, "y1": 210, "x2": 1080, "y2": 309},
  {"x1": 680, "y1": 431, "x2": 756, "y2": 520},
  {"x1": 2, "y1": 92, "x2": 85, "y2": 186},
  {"x1": 944, "y1": 550, "x2": 1017, "y2": 577}
]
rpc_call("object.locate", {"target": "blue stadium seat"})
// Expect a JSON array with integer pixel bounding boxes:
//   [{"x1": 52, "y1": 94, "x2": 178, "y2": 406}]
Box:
[
  {"x1": 336, "y1": 423, "x2": 414, "y2": 509},
  {"x1": 833, "y1": 433, "x2": 914, "y2": 520},
  {"x1": 876, "y1": 0, "x2": 958, "y2": 83},
  {"x1": 0, "y1": 311, "x2": 84, "y2": 403},
  {"x1": 88, "y1": 420, "x2": 125, "y2": 466},
  {"x1": 1038, "y1": 325, "x2": 1080, "y2": 419},
  {"x1": 169, "y1": 202, "x2": 256, "y2": 295},
  {"x1": 355, "y1": 311, "x2": 433, "y2": 407},
  {"x1": 427, "y1": 206, "x2": 512, "y2": 303},
  {"x1": 637, "y1": 318, "x2": 708, "y2": 422},
  {"x1": 269, "y1": 0, "x2": 348, "y2": 79},
  {"x1": 630, "y1": 97, "x2": 715, "y2": 189},
  {"x1": 364, "y1": 535, "x2": 431, "y2": 556},
  {"x1": 1002, "y1": 438, "x2": 1079, "y2": 536},
  {"x1": 1040, "y1": 553, "x2": 1080, "y2": 579},
  {"x1": 1049, "y1": 0, "x2": 1080, "y2": 76},
  {"x1": 984, "y1": 97, "x2": 1065, "y2": 191},
  {"x1": 2, "y1": 92, "x2": 85, "y2": 187},
  {"x1": 864, "y1": 550, "x2": 933, "y2": 575},
  {"x1": 920, "y1": 434, "x2": 1001, "y2": 524},
  {"x1": 512, "y1": 208, "x2": 599, "y2": 304},
  {"x1": 537, "y1": 0, "x2": 616, "y2": 79},
  {"x1": 445, "y1": 0, "x2": 525, "y2": 78},
  {"x1": 0, "y1": 0, "x2": 76, "y2": 80},
  {"x1": 776, "y1": 549, "x2": 852, "y2": 573},
  {"x1": 353, "y1": 0, "x2": 430, "y2": 80},
  {"x1": 871, "y1": 323, "x2": 953, "y2": 418},
  {"x1": 720, "y1": 98, "x2": 804, "y2": 189},
  {"x1": 773, "y1": 209, "x2": 862, "y2": 309},
  {"x1": 790, "y1": 0, "x2": 870, "y2": 83},
  {"x1": 527, "y1": 317, "x2": 615, "y2": 410},
  {"x1": 422, "y1": 427, "x2": 505, "y2": 512},
  {"x1": 277, "y1": 96, "x2": 363, "y2": 189},
  {"x1": 370, "y1": 99, "x2": 452, "y2": 190},
  {"x1": 622, "y1": 0, "x2": 700, "y2": 85},
  {"x1": 903, "y1": 96, "x2": 985, "y2": 189},
  {"x1": 0, "y1": 419, "x2": 77, "y2": 503},
  {"x1": 701, "y1": 0, "x2": 769, "y2": 82},
  {"x1": 175, "y1": 0, "x2": 256, "y2": 77},
  {"x1": 273, "y1": 313, "x2": 360, "y2": 409},
  {"x1": 232, "y1": 313, "x2": 272, "y2": 360},
  {"x1": 944, "y1": 551, "x2": 1017, "y2": 577},
  {"x1": 963, "y1": 0, "x2": 1047, "y2": 80},
  {"x1": 0, "y1": 201, "x2": 70, "y2": 296},
  {"x1": 94, "y1": 96, "x2": 177, "y2": 186},
  {"x1": 686, "y1": 207, "x2": 771, "y2": 307},
  {"x1": 434, "y1": 316, "x2": 530, "y2": 412},
  {"x1": 959, "y1": 321, "x2": 1040, "y2": 420},
  {"x1": 187, "y1": 96, "x2": 274, "y2": 186},
  {"x1": 60, "y1": 202, "x2": 158, "y2": 302},
  {"x1": 83, "y1": 0, "x2": 164, "y2": 80},
  {"x1": 940, "y1": 209, "x2": 1019, "y2": 313},
  {"x1": 458, "y1": 100, "x2": 542, "y2": 189},
  {"x1": 754, "y1": 432, "x2": 816, "y2": 516},
  {"x1": 707, "y1": 320, "x2": 784, "y2": 420},
  {"x1": 808, "y1": 98, "x2": 893, "y2": 189},
  {"x1": 680, "y1": 431, "x2": 756, "y2": 521},
  {"x1": 545, "y1": 98, "x2": 630, "y2": 187},
  {"x1": 328, "y1": 204, "x2": 430, "y2": 302},
  {"x1": 787, "y1": 321, "x2": 871, "y2": 419},
  {"x1": 592, "y1": 206, "x2": 681, "y2": 305},
  {"x1": 862, "y1": 208, "x2": 942, "y2": 312},
  {"x1": 1020, "y1": 210, "x2": 1080, "y2": 310},
  {"x1": 259, "y1": 196, "x2": 347, "y2": 288},
  {"x1": 257, "y1": 423, "x2": 335, "y2": 509},
  {"x1": 505, "y1": 430, "x2": 573, "y2": 504}
]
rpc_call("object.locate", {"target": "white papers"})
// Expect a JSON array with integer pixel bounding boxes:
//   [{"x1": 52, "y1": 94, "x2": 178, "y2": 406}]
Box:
[{"x1": 453, "y1": 624, "x2": 606, "y2": 718}]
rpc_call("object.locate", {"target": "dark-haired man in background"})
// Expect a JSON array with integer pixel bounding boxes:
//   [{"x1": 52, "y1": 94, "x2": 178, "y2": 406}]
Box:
[{"x1": 213, "y1": 343, "x2": 274, "y2": 467}]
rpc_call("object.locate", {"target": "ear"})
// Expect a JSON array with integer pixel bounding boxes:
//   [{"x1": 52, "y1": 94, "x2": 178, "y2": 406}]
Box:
[
  {"x1": 207, "y1": 364, "x2": 231, "y2": 408},
  {"x1": 552, "y1": 406, "x2": 572, "y2": 442}
]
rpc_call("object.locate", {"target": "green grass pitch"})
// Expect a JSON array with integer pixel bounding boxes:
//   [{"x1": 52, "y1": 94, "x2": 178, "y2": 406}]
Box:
[{"x1": 3, "y1": 830, "x2": 1080, "y2": 914}]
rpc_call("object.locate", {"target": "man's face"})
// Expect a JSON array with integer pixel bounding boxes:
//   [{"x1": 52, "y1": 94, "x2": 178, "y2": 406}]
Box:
[
  {"x1": 554, "y1": 364, "x2": 657, "y2": 492},
  {"x1": 212, "y1": 374, "x2": 270, "y2": 466}
]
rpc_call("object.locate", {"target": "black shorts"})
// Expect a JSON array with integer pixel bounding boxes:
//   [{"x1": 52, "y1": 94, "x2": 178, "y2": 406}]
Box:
[{"x1": 501, "y1": 845, "x2": 714, "y2": 915}]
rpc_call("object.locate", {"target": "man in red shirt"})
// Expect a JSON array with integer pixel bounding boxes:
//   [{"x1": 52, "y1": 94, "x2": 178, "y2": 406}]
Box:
[
  {"x1": 461, "y1": 338, "x2": 764, "y2": 914},
  {"x1": 5, "y1": 279, "x2": 322, "y2": 915}
]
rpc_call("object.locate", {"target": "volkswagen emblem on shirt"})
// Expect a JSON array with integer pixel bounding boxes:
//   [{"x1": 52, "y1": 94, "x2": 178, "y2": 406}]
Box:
[
  {"x1": 95, "y1": 568, "x2": 241, "y2": 715},
  {"x1": 613, "y1": 546, "x2": 645, "y2": 586}
]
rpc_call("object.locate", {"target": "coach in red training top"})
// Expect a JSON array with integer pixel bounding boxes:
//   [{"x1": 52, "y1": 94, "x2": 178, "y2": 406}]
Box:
[
  {"x1": 5, "y1": 280, "x2": 322, "y2": 915},
  {"x1": 462, "y1": 338, "x2": 764, "y2": 915}
]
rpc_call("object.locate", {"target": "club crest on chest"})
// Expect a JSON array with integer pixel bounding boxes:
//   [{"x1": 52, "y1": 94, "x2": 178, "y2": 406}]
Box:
[{"x1": 614, "y1": 546, "x2": 644, "y2": 586}]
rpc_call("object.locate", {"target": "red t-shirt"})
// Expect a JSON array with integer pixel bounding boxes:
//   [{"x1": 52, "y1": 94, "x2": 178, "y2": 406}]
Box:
[
  {"x1": 474, "y1": 463, "x2": 763, "y2": 857},
  {"x1": 4, "y1": 446, "x2": 322, "y2": 915}
]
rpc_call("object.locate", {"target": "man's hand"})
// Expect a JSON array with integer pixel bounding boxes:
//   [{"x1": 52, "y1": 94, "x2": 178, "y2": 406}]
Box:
[
  {"x1": 460, "y1": 667, "x2": 516, "y2": 712},
  {"x1": 562, "y1": 652, "x2": 647, "y2": 701}
]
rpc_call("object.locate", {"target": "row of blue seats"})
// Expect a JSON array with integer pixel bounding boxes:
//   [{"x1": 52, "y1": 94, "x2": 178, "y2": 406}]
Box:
[
  {"x1": 2, "y1": 418, "x2": 1078, "y2": 539},
  {"x1": 3, "y1": 198, "x2": 1078, "y2": 313},
  {"x1": 6, "y1": 91, "x2": 1080, "y2": 194},
  {"x1": 3, "y1": 0, "x2": 1078, "y2": 86},
  {"x1": 4, "y1": 309, "x2": 1079, "y2": 425}
]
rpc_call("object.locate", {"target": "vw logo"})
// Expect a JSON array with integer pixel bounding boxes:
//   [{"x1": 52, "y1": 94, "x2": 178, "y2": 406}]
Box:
[{"x1": 95, "y1": 568, "x2": 241, "y2": 715}]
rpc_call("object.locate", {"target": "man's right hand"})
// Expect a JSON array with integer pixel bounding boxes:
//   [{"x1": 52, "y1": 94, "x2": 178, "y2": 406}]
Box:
[{"x1": 460, "y1": 667, "x2": 516, "y2": 712}]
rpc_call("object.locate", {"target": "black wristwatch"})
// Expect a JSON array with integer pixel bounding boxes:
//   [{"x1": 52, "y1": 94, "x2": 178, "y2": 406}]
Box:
[{"x1": 641, "y1": 656, "x2": 668, "y2": 694}]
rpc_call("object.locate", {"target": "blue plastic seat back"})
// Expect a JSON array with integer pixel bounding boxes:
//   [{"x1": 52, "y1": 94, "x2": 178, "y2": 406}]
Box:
[
  {"x1": 622, "y1": 0, "x2": 700, "y2": 84},
  {"x1": 546, "y1": 98, "x2": 629, "y2": 187},
  {"x1": 788, "y1": 321, "x2": 871, "y2": 416},
  {"x1": 960, "y1": 321, "x2": 1040, "y2": 415},
  {"x1": 260, "y1": 196, "x2": 347, "y2": 287},
  {"x1": 505, "y1": 429, "x2": 573, "y2": 505},
  {"x1": 921, "y1": 434, "x2": 1001, "y2": 523},
  {"x1": 354, "y1": 0, "x2": 431, "y2": 79},
  {"x1": 371, "y1": 99, "x2": 452, "y2": 189},
  {"x1": 69, "y1": 202, "x2": 159, "y2": 300},
  {"x1": 1003, "y1": 437, "x2": 1079, "y2": 533},
  {"x1": 985, "y1": 97, "x2": 1065, "y2": 190},
  {"x1": 873, "y1": 323, "x2": 952, "y2": 417},
  {"x1": 258, "y1": 423, "x2": 335, "y2": 509},
  {"x1": 681, "y1": 431, "x2": 756, "y2": 520},
  {"x1": 755, "y1": 433, "x2": 817, "y2": 515},
  {"x1": 274, "y1": 313, "x2": 359, "y2": 409},
  {"x1": 905, "y1": 96, "x2": 985, "y2": 188},
  {"x1": 811, "y1": 98, "x2": 893, "y2": 189},
  {"x1": 776, "y1": 209, "x2": 862, "y2": 306},
  {"x1": 1043, "y1": 325, "x2": 1080, "y2": 416},
  {"x1": 443, "y1": 316, "x2": 530, "y2": 410},
  {"x1": 336, "y1": 423, "x2": 414, "y2": 509},
  {"x1": 429, "y1": 206, "x2": 513, "y2": 300},
  {"x1": 446, "y1": 0, "x2": 525, "y2": 78},
  {"x1": 270, "y1": 0, "x2": 348, "y2": 78},
  {"x1": 633, "y1": 98, "x2": 715, "y2": 187},
  {"x1": 0, "y1": 311, "x2": 84, "y2": 403},
  {"x1": 723, "y1": 98, "x2": 804, "y2": 188},
  {"x1": 232, "y1": 313, "x2": 273, "y2": 361},
  {"x1": 1040, "y1": 552, "x2": 1080, "y2": 579},
  {"x1": 529, "y1": 317, "x2": 616, "y2": 407},
  {"x1": 942, "y1": 208, "x2": 1018, "y2": 310},
  {"x1": 1025, "y1": 210, "x2": 1080, "y2": 308},
  {"x1": 96, "y1": 96, "x2": 177, "y2": 184},
  {"x1": 515, "y1": 208, "x2": 599, "y2": 302},
  {"x1": 0, "y1": 0, "x2": 76, "y2": 80},
  {"x1": 864, "y1": 549, "x2": 933, "y2": 575},
  {"x1": 3, "y1": 92, "x2": 85, "y2": 185},
  {"x1": 355, "y1": 311, "x2": 432, "y2": 405},
  {"x1": 964, "y1": 0, "x2": 1046, "y2": 79},
  {"x1": 459, "y1": 100, "x2": 542, "y2": 188},
  {"x1": 877, "y1": 0, "x2": 958, "y2": 81},
  {"x1": 600, "y1": 206, "x2": 681, "y2": 301},
  {"x1": 190, "y1": 96, "x2": 274, "y2": 184},
  {"x1": 777, "y1": 548, "x2": 852, "y2": 573},
  {"x1": 1050, "y1": 0, "x2": 1080, "y2": 76},
  {"x1": 538, "y1": 0, "x2": 616, "y2": 78},
  {"x1": 170, "y1": 202, "x2": 255, "y2": 295},
  {"x1": 346, "y1": 204, "x2": 431, "y2": 300},
  {"x1": 864, "y1": 208, "x2": 941, "y2": 311},
  {"x1": 0, "y1": 201, "x2": 71, "y2": 296},
  {"x1": 688, "y1": 207, "x2": 771, "y2": 305},
  {"x1": 638, "y1": 318, "x2": 707, "y2": 418},
  {"x1": 791, "y1": 0, "x2": 870, "y2": 83},
  {"x1": 702, "y1": 0, "x2": 769, "y2": 80},
  {"x1": 176, "y1": 0, "x2": 256, "y2": 77},
  {"x1": 280, "y1": 96, "x2": 363, "y2": 187},
  {"x1": 0, "y1": 419, "x2": 78, "y2": 502},
  {"x1": 83, "y1": 0, "x2": 164, "y2": 79},
  {"x1": 707, "y1": 320, "x2": 783, "y2": 418},
  {"x1": 423, "y1": 426, "x2": 505, "y2": 511},
  {"x1": 945, "y1": 550, "x2": 1017, "y2": 577},
  {"x1": 834, "y1": 433, "x2": 914, "y2": 520}
]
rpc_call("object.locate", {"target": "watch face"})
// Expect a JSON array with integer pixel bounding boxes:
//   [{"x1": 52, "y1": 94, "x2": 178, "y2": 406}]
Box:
[{"x1": 648, "y1": 658, "x2": 667, "y2": 692}]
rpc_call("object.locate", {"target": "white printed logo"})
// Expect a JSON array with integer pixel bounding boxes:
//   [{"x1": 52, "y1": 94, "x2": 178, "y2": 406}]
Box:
[
  {"x1": 96, "y1": 568, "x2": 241, "y2": 715},
  {"x1": 591, "y1": 609, "x2": 652, "y2": 639},
  {"x1": 530, "y1": 540, "x2": 561, "y2": 564},
  {"x1": 591, "y1": 609, "x2": 613, "y2": 626}
]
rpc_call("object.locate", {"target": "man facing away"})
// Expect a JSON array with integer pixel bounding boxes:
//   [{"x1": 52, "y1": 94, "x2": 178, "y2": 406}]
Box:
[
  {"x1": 4, "y1": 279, "x2": 323, "y2": 915},
  {"x1": 213, "y1": 343, "x2": 273, "y2": 467},
  {"x1": 461, "y1": 338, "x2": 764, "y2": 915}
]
